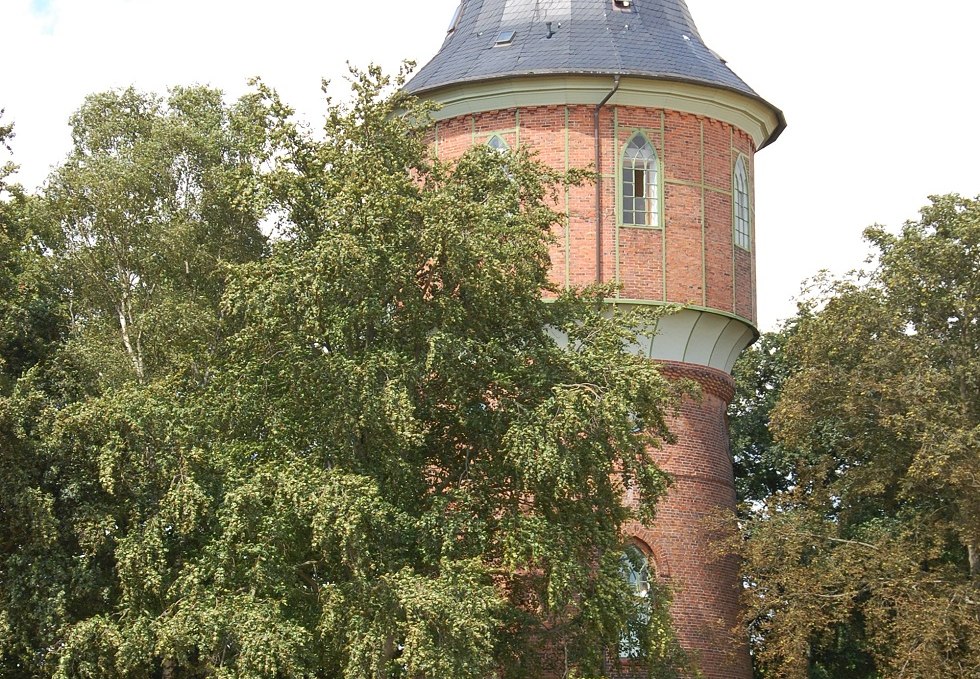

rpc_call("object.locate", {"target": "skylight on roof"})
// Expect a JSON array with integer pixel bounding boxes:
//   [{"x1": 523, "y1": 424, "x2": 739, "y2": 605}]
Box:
[{"x1": 495, "y1": 30, "x2": 516, "y2": 46}]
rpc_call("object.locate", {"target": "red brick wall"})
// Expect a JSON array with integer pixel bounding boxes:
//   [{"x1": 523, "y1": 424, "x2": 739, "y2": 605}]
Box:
[
  {"x1": 433, "y1": 105, "x2": 757, "y2": 325},
  {"x1": 431, "y1": 104, "x2": 756, "y2": 679},
  {"x1": 651, "y1": 362, "x2": 750, "y2": 679}
]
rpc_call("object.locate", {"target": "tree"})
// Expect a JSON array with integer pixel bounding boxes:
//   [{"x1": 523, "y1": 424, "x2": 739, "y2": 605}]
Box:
[
  {"x1": 736, "y1": 195, "x2": 980, "y2": 678},
  {"x1": 0, "y1": 88, "x2": 276, "y2": 677},
  {"x1": 0, "y1": 71, "x2": 689, "y2": 678},
  {"x1": 0, "y1": 115, "x2": 75, "y2": 678},
  {"x1": 45, "y1": 86, "x2": 272, "y2": 383},
  {"x1": 729, "y1": 320, "x2": 798, "y2": 508},
  {"x1": 0, "y1": 114, "x2": 65, "y2": 387}
]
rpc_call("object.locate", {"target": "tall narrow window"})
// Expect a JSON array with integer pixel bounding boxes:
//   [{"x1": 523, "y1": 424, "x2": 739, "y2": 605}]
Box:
[
  {"x1": 734, "y1": 155, "x2": 751, "y2": 250},
  {"x1": 622, "y1": 135, "x2": 659, "y2": 227},
  {"x1": 619, "y1": 545, "x2": 652, "y2": 658},
  {"x1": 487, "y1": 134, "x2": 509, "y2": 153}
]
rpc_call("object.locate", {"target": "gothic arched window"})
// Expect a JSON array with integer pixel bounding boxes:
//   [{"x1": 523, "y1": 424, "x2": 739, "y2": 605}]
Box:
[
  {"x1": 734, "y1": 155, "x2": 751, "y2": 250},
  {"x1": 622, "y1": 545, "x2": 651, "y2": 597},
  {"x1": 487, "y1": 134, "x2": 510, "y2": 153},
  {"x1": 622, "y1": 134, "x2": 660, "y2": 227},
  {"x1": 619, "y1": 544, "x2": 652, "y2": 658}
]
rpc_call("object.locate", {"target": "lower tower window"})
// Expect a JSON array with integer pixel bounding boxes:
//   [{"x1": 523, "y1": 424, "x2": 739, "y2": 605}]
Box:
[
  {"x1": 619, "y1": 544, "x2": 652, "y2": 658},
  {"x1": 487, "y1": 134, "x2": 510, "y2": 152}
]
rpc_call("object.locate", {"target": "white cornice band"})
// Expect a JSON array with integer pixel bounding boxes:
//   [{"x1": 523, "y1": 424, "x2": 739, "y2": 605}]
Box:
[{"x1": 418, "y1": 75, "x2": 781, "y2": 150}]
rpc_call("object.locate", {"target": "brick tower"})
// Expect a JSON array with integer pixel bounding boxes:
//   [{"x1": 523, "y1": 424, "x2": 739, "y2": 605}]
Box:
[{"x1": 405, "y1": 1, "x2": 784, "y2": 676}]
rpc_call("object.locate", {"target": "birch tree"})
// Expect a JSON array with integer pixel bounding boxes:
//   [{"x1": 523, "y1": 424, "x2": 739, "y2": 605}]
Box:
[{"x1": 46, "y1": 86, "x2": 271, "y2": 383}]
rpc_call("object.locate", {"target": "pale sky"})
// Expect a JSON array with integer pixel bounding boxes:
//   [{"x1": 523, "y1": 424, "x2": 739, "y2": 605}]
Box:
[{"x1": 4, "y1": 0, "x2": 979, "y2": 330}]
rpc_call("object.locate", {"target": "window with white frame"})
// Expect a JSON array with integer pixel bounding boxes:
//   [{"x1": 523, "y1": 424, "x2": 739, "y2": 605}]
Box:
[
  {"x1": 734, "y1": 155, "x2": 751, "y2": 250},
  {"x1": 622, "y1": 134, "x2": 659, "y2": 227},
  {"x1": 619, "y1": 544, "x2": 652, "y2": 658}
]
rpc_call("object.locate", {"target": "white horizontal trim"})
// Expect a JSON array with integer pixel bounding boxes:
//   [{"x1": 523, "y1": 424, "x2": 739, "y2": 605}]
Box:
[{"x1": 418, "y1": 75, "x2": 781, "y2": 150}]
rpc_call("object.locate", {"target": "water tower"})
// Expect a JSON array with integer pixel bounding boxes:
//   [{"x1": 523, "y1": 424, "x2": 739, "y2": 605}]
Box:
[{"x1": 406, "y1": 2, "x2": 784, "y2": 676}]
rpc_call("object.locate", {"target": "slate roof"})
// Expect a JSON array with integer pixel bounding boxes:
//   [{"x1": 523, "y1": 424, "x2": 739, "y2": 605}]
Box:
[{"x1": 406, "y1": 0, "x2": 783, "y2": 140}]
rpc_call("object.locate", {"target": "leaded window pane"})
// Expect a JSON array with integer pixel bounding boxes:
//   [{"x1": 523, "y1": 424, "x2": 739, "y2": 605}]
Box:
[
  {"x1": 619, "y1": 545, "x2": 652, "y2": 658},
  {"x1": 734, "y1": 156, "x2": 751, "y2": 250},
  {"x1": 621, "y1": 135, "x2": 659, "y2": 227}
]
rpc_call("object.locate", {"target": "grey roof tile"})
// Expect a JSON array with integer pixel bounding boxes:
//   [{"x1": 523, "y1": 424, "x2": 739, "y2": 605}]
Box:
[{"x1": 406, "y1": 0, "x2": 768, "y2": 102}]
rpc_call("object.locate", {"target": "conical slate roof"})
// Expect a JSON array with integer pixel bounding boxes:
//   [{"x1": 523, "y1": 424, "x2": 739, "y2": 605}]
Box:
[{"x1": 406, "y1": 0, "x2": 762, "y2": 99}]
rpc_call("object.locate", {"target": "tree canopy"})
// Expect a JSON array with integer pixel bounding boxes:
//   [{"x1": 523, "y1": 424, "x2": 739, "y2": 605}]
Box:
[
  {"x1": 733, "y1": 195, "x2": 980, "y2": 678},
  {"x1": 0, "y1": 71, "x2": 688, "y2": 678},
  {"x1": 729, "y1": 320, "x2": 798, "y2": 508}
]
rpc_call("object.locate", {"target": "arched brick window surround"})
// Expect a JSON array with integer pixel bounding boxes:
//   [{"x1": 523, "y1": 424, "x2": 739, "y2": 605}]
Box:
[{"x1": 622, "y1": 526, "x2": 671, "y2": 579}]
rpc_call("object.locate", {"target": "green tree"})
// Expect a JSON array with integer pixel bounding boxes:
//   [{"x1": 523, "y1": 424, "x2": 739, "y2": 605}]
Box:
[
  {"x1": 0, "y1": 88, "x2": 276, "y2": 677},
  {"x1": 737, "y1": 195, "x2": 980, "y2": 678},
  {"x1": 46, "y1": 86, "x2": 272, "y2": 383},
  {"x1": 0, "y1": 114, "x2": 65, "y2": 387},
  {"x1": 1, "y1": 72, "x2": 689, "y2": 678},
  {"x1": 729, "y1": 320, "x2": 798, "y2": 507},
  {"x1": 0, "y1": 115, "x2": 74, "y2": 678}
]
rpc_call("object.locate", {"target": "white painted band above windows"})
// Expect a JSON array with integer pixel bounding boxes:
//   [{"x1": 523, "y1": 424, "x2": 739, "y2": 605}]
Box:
[{"x1": 415, "y1": 75, "x2": 781, "y2": 150}]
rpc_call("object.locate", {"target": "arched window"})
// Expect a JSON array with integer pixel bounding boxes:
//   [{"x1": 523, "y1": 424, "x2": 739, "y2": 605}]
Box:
[
  {"x1": 622, "y1": 545, "x2": 651, "y2": 597},
  {"x1": 734, "y1": 155, "x2": 751, "y2": 250},
  {"x1": 619, "y1": 544, "x2": 652, "y2": 658},
  {"x1": 487, "y1": 134, "x2": 509, "y2": 153},
  {"x1": 622, "y1": 134, "x2": 660, "y2": 227}
]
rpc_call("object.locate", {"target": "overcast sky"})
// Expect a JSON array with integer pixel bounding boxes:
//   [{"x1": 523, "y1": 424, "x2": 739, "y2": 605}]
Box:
[{"x1": 4, "y1": 0, "x2": 979, "y2": 330}]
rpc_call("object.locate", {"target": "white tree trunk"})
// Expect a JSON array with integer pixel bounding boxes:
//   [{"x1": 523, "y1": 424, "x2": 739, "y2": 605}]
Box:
[{"x1": 117, "y1": 290, "x2": 145, "y2": 382}]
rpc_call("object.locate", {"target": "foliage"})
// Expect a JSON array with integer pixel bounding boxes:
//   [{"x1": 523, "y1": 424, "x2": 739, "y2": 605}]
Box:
[
  {"x1": 729, "y1": 321, "x2": 798, "y2": 507},
  {"x1": 45, "y1": 85, "x2": 273, "y2": 383},
  {"x1": 0, "y1": 114, "x2": 65, "y2": 388},
  {"x1": 0, "y1": 113, "x2": 69, "y2": 678},
  {"x1": 0, "y1": 85, "x2": 275, "y2": 678},
  {"x1": 0, "y1": 71, "x2": 688, "y2": 678},
  {"x1": 736, "y1": 195, "x2": 980, "y2": 678}
]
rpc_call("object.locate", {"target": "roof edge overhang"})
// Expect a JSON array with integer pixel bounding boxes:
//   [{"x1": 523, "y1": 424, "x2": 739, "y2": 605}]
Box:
[{"x1": 411, "y1": 73, "x2": 786, "y2": 150}]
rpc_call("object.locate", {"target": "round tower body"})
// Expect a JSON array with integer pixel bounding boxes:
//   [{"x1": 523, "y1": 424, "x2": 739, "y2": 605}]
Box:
[{"x1": 407, "y1": 2, "x2": 783, "y2": 677}]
